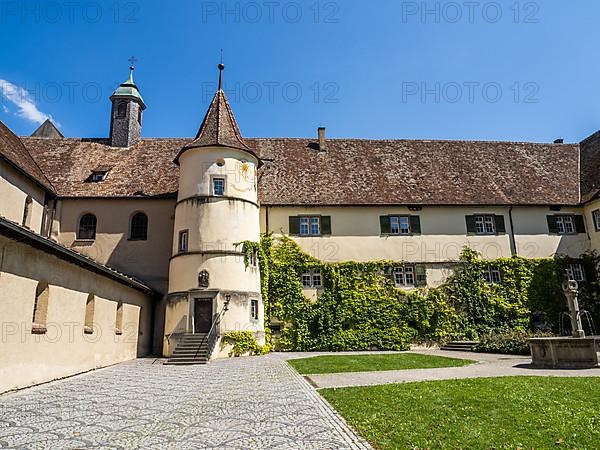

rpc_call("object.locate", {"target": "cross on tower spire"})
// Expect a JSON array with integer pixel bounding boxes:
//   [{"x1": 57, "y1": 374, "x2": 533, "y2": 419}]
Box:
[{"x1": 128, "y1": 56, "x2": 138, "y2": 71}]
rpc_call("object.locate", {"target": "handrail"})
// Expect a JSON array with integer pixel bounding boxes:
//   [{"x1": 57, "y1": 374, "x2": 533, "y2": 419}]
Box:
[{"x1": 194, "y1": 306, "x2": 227, "y2": 360}]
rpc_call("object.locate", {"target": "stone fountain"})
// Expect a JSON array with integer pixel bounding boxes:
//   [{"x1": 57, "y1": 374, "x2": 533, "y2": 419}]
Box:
[{"x1": 529, "y1": 280, "x2": 600, "y2": 369}]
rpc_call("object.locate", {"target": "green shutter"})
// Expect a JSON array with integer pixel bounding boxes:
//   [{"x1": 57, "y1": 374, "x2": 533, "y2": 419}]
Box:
[
  {"x1": 410, "y1": 216, "x2": 421, "y2": 235},
  {"x1": 495, "y1": 215, "x2": 506, "y2": 234},
  {"x1": 465, "y1": 215, "x2": 476, "y2": 234},
  {"x1": 321, "y1": 216, "x2": 332, "y2": 235},
  {"x1": 574, "y1": 215, "x2": 586, "y2": 234},
  {"x1": 380, "y1": 216, "x2": 391, "y2": 234},
  {"x1": 547, "y1": 216, "x2": 559, "y2": 234},
  {"x1": 289, "y1": 216, "x2": 300, "y2": 235},
  {"x1": 415, "y1": 265, "x2": 427, "y2": 287},
  {"x1": 583, "y1": 259, "x2": 598, "y2": 283}
]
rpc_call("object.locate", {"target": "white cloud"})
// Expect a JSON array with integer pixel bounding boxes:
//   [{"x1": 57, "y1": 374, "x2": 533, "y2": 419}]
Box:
[
  {"x1": 0, "y1": 79, "x2": 54, "y2": 125},
  {"x1": 2, "y1": 105, "x2": 8, "y2": 113}
]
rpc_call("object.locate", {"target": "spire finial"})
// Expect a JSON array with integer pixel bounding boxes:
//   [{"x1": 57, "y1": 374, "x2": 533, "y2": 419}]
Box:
[
  {"x1": 127, "y1": 56, "x2": 137, "y2": 83},
  {"x1": 218, "y1": 58, "x2": 225, "y2": 91}
]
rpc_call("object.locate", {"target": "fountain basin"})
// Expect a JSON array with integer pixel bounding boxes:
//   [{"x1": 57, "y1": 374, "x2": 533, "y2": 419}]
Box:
[{"x1": 529, "y1": 337, "x2": 600, "y2": 369}]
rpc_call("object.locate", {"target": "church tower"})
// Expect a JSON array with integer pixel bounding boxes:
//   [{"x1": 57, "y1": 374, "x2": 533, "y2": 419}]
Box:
[
  {"x1": 164, "y1": 64, "x2": 264, "y2": 360},
  {"x1": 109, "y1": 64, "x2": 146, "y2": 147}
]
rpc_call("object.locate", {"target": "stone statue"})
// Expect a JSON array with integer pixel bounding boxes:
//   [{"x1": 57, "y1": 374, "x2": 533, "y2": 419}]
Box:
[{"x1": 562, "y1": 279, "x2": 585, "y2": 338}]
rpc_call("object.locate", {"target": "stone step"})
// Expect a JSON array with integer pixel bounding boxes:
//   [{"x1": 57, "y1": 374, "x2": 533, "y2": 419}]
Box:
[
  {"x1": 164, "y1": 359, "x2": 208, "y2": 365},
  {"x1": 181, "y1": 337, "x2": 209, "y2": 343},
  {"x1": 172, "y1": 351, "x2": 209, "y2": 358},
  {"x1": 440, "y1": 341, "x2": 478, "y2": 352}
]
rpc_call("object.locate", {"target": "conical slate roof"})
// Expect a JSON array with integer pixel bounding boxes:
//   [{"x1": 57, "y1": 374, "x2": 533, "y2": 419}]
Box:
[
  {"x1": 111, "y1": 67, "x2": 145, "y2": 108},
  {"x1": 186, "y1": 89, "x2": 250, "y2": 151}
]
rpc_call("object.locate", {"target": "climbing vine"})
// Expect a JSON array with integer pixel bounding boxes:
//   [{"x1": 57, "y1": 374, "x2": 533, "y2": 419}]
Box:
[{"x1": 239, "y1": 235, "x2": 600, "y2": 352}]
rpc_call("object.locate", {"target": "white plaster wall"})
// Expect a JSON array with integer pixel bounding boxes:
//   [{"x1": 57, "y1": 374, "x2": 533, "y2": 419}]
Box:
[
  {"x1": 261, "y1": 205, "x2": 591, "y2": 262},
  {"x1": 584, "y1": 200, "x2": 600, "y2": 252},
  {"x1": 0, "y1": 235, "x2": 154, "y2": 393},
  {"x1": 177, "y1": 147, "x2": 258, "y2": 203},
  {"x1": 0, "y1": 160, "x2": 47, "y2": 233},
  {"x1": 56, "y1": 199, "x2": 175, "y2": 294},
  {"x1": 172, "y1": 200, "x2": 260, "y2": 255}
]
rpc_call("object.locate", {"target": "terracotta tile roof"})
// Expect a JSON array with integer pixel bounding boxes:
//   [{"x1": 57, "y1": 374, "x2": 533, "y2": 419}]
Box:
[
  {"x1": 0, "y1": 121, "x2": 55, "y2": 193},
  {"x1": 21, "y1": 135, "x2": 582, "y2": 205},
  {"x1": 23, "y1": 137, "x2": 185, "y2": 197},
  {"x1": 580, "y1": 131, "x2": 600, "y2": 203},
  {"x1": 251, "y1": 138, "x2": 581, "y2": 206}
]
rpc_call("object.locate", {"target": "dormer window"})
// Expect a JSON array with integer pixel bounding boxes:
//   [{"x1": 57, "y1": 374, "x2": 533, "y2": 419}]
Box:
[{"x1": 89, "y1": 169, "x2": 110, "y2": 183}]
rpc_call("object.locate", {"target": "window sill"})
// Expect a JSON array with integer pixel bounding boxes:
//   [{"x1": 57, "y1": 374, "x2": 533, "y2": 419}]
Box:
[{"x1": 128, "y1": 238, "x2": 148, "y2": 242}]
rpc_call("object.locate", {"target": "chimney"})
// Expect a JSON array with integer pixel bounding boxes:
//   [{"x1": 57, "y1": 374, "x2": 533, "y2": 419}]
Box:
[
  {"x1": 318, "y1": 127, "x2": 326, "y2": 151},
  {"x1": 554, "y1": 138, "x2": 564, "y2": 144}
]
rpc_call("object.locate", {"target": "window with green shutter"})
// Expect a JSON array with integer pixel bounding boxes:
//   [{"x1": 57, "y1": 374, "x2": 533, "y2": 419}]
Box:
[
  {"x1": 289, "y1": 216, "x2": 331, "y2": 236},
  {"x1": 380, "y1": 215, "x2": 421, "y2": 235},
  {"x1": 415, "y1": 265, "x2": 427, "y2": 287},
  {"x1": 548, "y1": 215, "x2": 586, "y2": 235}
]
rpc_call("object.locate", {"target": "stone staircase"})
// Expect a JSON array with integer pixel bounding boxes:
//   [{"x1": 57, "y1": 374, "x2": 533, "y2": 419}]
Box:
[
  {"x1": 165, "y1": 333, "x2": 210, "y2": 365},
  {"x1": 440, "y1": 341, "x2": 479, "y2": 352}
]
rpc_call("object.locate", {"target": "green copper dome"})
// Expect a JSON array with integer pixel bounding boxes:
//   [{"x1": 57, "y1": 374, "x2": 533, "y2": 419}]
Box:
[{"x1": 110, "y1": 67, "x2": 145, "y2": 109}]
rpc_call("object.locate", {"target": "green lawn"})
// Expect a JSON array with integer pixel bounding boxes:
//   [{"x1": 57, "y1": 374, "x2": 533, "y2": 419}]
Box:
[
  {"x1": 321, "y1": 377, "x2": 600, "y2": 449},
  {"x1": 287, "y1": 353, "x2": 474, "y2": 375}
]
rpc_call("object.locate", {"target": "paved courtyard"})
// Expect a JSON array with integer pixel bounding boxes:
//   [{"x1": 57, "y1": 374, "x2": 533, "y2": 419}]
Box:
[{"x1": 0, "y1": 355, "x2": 369, "y2": 449}]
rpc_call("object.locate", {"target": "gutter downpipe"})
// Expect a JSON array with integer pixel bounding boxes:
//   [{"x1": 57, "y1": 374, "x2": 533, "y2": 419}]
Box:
[{"x1": 508, "y1": 206, "x2": 517, "y2": 257}]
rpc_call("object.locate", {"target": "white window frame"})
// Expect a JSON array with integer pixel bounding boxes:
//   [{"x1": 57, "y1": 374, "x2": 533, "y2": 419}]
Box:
[
  {"x1": 390, "y1": 216, "x2": 411, "y2": 235},
  {"x1": 178, "y1": 230, "x2": 189, "y2": 253},
  {"x1": 301, "y1": 269, "x2": 322, "y2": 288},
  {"x1": 299, "y1": 216, "x2": 321, "y2": 237},
  {"x1": 249, "y1": 249, "x2": 259, "y2": 268},
  {"x1": 212, "y1": 177, "x2": 226, "y2": 196},
  {"x1": 556, "y1": 215, "x2": 576, "y2": 235},
  {"x1": 91, "y1": 171, "x2": 108, "y2": 182},
  {"x1": 567, "y1": 263, "x2": 585, "y2": 282},
  {"x1": 483, "y1": 266, "x2": 502, "y2": 284},
  {"x1": 475, "y1": 215, "x2": 496, "y2": 235},
  {"x1": 393, "y1": 266, "x2": 415, "y2": 287},
  {"x1": 593, "y1": 210, "x2": 600, "y2": 232},
  {"x1": 250, "y1": 299, "x2": 259, "y2": 321}
]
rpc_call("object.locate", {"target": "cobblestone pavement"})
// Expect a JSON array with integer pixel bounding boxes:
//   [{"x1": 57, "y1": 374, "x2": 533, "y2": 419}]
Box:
[
  {"x1": 304, "y1": 350, "x2": 600, "y2": 388},
  {"x1": 0, "y1": 355, "x2": 370, "y2": 449}
]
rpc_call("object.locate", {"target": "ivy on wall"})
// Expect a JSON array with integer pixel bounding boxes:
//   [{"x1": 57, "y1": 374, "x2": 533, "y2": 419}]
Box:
[{"x1": 239, "y1": 235, "x2": 600, "y2": 352}]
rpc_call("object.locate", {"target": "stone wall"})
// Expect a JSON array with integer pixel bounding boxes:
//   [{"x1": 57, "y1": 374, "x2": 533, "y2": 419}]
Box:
[{"x1": 0, "y1": 234, "x2": 155, "y2": 393}]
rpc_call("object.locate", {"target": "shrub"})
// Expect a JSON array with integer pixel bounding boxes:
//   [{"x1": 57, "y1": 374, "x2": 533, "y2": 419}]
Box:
[
  {"x1": 474, "y1": 330, "x2": 554, "y2": 355},
  {"x1": 222, "y1": 331, "x2": 270, "y2": 357}
]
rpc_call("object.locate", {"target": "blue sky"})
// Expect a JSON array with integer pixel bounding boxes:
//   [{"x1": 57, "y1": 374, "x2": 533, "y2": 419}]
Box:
[{"x1": 1, "y1": 1, "x2": 599, "y2": 142}]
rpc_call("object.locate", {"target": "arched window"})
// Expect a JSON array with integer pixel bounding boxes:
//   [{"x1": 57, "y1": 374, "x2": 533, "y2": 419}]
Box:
[
  {"x1": 115, "y1": 302, "x2": 123, "y2": 335},
  {"x1": 32, "y1": 280, "x2": 49, "y2": 334},
  {"x1": 117, "y1": 102, "x2": 127, "y2": 119},
  {"x1": 129, "y1": 212, "x2": 148, "y2": 241},
  {"x1": 22, "y1": 196, "x2": 33, "y2": 228},
  {"x1": 78, "y1": 214, "x2": 97, "y2": 240},
  {"x1": 84, "y1": 294, "x2": 95, "y2": 334}
]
